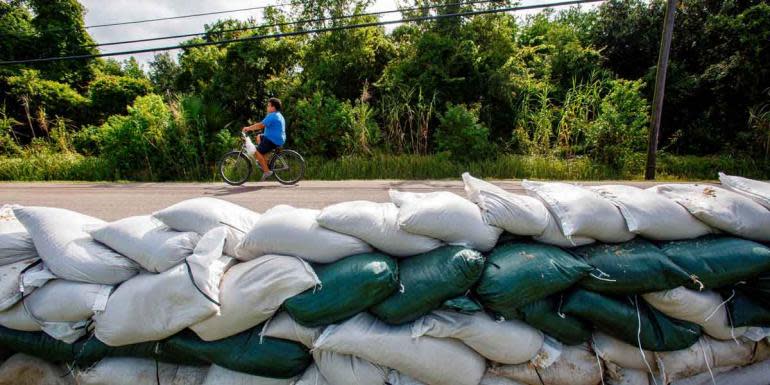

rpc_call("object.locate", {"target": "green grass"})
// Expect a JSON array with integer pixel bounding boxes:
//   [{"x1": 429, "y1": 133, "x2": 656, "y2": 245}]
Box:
[{"x1": 1, "y1": 151, "x2": 768, "y2": 182}]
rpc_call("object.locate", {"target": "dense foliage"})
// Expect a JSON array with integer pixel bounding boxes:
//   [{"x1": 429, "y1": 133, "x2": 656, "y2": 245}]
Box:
[{"x1": 1, "y1": 0, "x2": 768, "y2": 180}]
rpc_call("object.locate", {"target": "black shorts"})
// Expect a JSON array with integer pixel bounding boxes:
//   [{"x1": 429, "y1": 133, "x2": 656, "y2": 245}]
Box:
[{"x1": 257, "y1": 134, "x2": 279, "y2": 155}]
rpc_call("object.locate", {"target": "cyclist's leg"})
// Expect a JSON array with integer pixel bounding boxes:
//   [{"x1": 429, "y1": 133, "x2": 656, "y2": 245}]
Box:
[{"x1": 255, "y1": 135, "x2": 276, "y2": 174}]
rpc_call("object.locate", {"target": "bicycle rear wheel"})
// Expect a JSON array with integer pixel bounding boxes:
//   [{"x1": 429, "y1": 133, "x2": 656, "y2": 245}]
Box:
[
  {"x1": 219, "y1": 151, "x2": 252, "y2": 186},
  {"x1": 270, "y1": 150, "x2": 306, "y2": 185}
]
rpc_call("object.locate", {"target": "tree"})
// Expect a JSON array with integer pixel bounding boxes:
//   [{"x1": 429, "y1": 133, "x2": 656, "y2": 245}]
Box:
[{"x1": 149, "y1": 53, "x2": 182, "y2": 96}]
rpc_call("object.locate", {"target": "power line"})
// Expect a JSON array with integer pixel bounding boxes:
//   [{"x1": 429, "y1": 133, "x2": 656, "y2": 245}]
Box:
[
  {"x1": 0, "y1": 0, "x2": 603, "y2": 66},
  {"x1": 86, "y1": 0, "x2": 508, "y2": 48}
]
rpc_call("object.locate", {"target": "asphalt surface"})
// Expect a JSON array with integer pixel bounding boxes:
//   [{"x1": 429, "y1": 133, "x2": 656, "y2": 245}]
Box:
[{"x1": 1, "y1": 180, "x2": 670, "y2": 220}]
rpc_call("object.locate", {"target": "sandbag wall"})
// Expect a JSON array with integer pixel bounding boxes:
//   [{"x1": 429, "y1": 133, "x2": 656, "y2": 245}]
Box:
[{"x1": 0, "y1": 171, "x2": 769, "y2": 385}]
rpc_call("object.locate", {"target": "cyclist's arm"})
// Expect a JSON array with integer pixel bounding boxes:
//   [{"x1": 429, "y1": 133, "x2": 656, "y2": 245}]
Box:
[{"x1": 242, "y1": 122, "x2": 265, "y2": 132}]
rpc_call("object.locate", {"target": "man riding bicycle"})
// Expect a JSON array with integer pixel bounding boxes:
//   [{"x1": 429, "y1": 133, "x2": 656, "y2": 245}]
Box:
[{"x1": 242, "y1": 98, "x2": 286, "y2": 181}]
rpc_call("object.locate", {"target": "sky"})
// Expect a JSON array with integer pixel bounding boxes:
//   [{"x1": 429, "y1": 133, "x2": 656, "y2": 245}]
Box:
[{"x1": 79, "y1": 0, "x2": 598, "y2": 68}]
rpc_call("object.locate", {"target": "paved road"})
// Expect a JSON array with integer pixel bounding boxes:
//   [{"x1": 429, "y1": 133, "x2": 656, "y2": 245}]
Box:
[{"x1": 1, "y1": 180, "x2": 671, "y2": 220}]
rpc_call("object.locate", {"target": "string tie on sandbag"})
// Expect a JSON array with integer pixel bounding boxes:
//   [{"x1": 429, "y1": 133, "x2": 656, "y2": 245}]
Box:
[
  {"x1": 704, "y1": 290, "x2": 735, "y2": 322},
  {"x1": 634, "y1": 296, "x2": 659, "y2": 385}
]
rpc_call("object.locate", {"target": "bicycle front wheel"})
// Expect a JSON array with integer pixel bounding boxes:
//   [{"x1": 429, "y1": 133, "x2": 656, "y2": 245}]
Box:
[
  {"x1": 270, "y1": 150, "x2": 306, "y2": 185},
  {"x1": 219, "y1": 151, "x2": 252, "y2": 186}
]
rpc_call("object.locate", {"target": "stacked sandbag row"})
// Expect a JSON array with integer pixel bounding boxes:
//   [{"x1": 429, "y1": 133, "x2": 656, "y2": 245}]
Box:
[{"x1": 0, "y1": 172, "x2": 768, "y2": 385}]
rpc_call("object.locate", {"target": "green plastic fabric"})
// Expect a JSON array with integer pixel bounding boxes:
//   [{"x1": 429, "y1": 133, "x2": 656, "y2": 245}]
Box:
[
  {"x1": 441, "y1": 294, "x2": 483, "y2": 314},
  {"x1": 475, "y1": 242, "x2": 592, "y2": 313},
  {"x1": 659, "y1": 236, "x2": 770, "y2": 289},
  {"x1": 517, "y1": 296, "x2": 592, "y2": 346},
  {"x1": 573, "y1": 239, "x2": 692, "y2": 294},
  {"x1": 728, "y1": 290, "x2": 770, "y2": 327},
  {"x1": 164, "y1": 328, "x2": 311, "y2": 378},
  {"x1": 284, "y1": 252, "x2": 398, "y2": 327},
  {"x1": 0, "y1": 328, "x2": 203, "y2": 366},
  {"x1": 370, "y1": 246, "x2": 484, "y2": 324},
  {"x1": 563, "y1": 290, "x2": 702, "y2": 351},
  {"x1": 740, "y1": 272, "x2": 770, "y2": 308}
]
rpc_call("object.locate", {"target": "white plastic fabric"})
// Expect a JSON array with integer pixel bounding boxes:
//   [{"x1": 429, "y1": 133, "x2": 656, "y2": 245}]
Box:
[
  {"x1": 235, "y1": 205, "x2": 372, "y2": 263},
  {"x1": 390, "y1": 190, "x2": 503, "y2": 252},
  {"x1": 478, "y1": 373, "x2": 527, "y2": 385},
  {"x1": 655, "y1": 337, "x2": 756, "y2": 382},
  {"x1": 202, "y1": 365, "x2": 291, "y2": 385},
  {"x1": 76, "y1": 358, "x2": 207, "y2": 385},
  {"x1": 0, "y1": 205, "x2": 38, "y2": 266},
  {"x1": 153, "y1": 197, "x2": 261, "y2": 258},
  {"x1": 12, "y1": 206, "x2": 139, "y2": 284},
  {"x1": 461, "y1": 173, "x2": 550, "y2": 236},
  {"x1": 488, "y1": 343, "x2": 602, "y2": 385},
  {"x1": 294, "y1": 364, "x2": 332, "y2": 385},
  {"x1": 719, "y1": 172, "x2": 770, "y2": 210},
  {"x1": 642, "y1": 286, "x2": 746, "y2": 340},
  {"x1": 592, "y1": 332, "x2": 658, "y2": 372},
  {"x1": 260, "y1": 312, "x2": 322, "y2": 349},
  {"x1": 312, "y1": 350, "x2": 388, "y2": 385},
  {"x1": 0, "y1": 353, "x2": 74, "y2": 385},
  {"x1": 94, "y1": 227, "x2": 232, "y2": 346},
  {"x1": 0, "y1": 259, "x2": 39, "y2": 312},
  {"x1": 0, "y1": 279, "x2": 112, "y2": 343},
  {"x1": 534, "y1": 212, "x2": 596, "y2": 247},
  {"x1": 411, "y1": 310, "x2": 544, "y2": 364},
  {"x1": 590, "y1": 185, "x2": 713, "y2": 240},
  {"x1": 605, "y1": 363, "x2": 653, "y2": 385},
  {"x1": 313, "y1": 313, "x2": 486, "y2": 385},
  {"x1": 317, "y1": 201, "x2": 443, "y2": 257},
  {"x1": 191, "y1": 254, "x2": 319, "y2": 341},
  {"x1": 89, "y1": 215, "x2": 201, "y2": 273},
  {"x1": 522, "y1": 180, "x2": 635, "y2": 243},
  {"x1": 649, "y1": 184, "x2": 770, "y2": 241},
  {"x1": 386, "y1": 370, "x2": 429, "y2": 385},
  {"x1": 672, "y1": 359, "x2": 770, "y2": 385}
]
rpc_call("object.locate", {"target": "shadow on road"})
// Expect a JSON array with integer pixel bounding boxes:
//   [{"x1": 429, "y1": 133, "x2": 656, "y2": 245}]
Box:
[{"x1": 205, "y1": 183, "x2": 300, "y2": 196}]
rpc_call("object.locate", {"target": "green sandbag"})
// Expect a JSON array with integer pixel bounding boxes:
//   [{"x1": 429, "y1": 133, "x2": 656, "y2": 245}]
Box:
[
  {"x1": 284, "y1": 252, "x2": 398, "y2": 327},
  {"x1": 441, "y1": 294, "x2": 483, "y2": 314},
  {"x1": 660, "y1": 236, "x2": 770, "y2": 289},
  {"x1": 517, "y1": 296, "x2": 592, "y2": 346},
  {"x1": 573, "y1": 239, "x2": 692, "y2": 294},
  {"x1": 727, "y1": 290, "x2": 770, "y2": 327},
  {"x1": 370, "y1": 246, "x2": 484, "y2": 324},
  {"x1": 475, "y1": 242, "x2": 592, "y2": 313},
  {"x1": 740, "y1": 272, "x2": 770, "y2": 308},
  {"x1": 563, "y1": 290, "x2": 701, "y2": 351},
  {"x1": 0, "y1": 328, "x2": 203, "y2": 366},
  {"x1": 164, "y1": 328, "x2": 311, "y2": 378}
]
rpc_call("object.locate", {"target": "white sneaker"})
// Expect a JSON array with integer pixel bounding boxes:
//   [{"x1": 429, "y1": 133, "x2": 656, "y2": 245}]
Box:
[{"x1": 260, "y1": 171, "x2": 273, "y2": 181}]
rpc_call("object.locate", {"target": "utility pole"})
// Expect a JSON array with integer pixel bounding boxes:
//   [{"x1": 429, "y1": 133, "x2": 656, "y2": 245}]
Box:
[{"x1": 645, "y1": 0, "x2": 678, "y2": 180}]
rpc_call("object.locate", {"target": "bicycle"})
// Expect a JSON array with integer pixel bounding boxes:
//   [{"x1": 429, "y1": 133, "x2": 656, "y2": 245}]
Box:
[{"x1": 218, "y1": 132, "x2": 306, "y2": 186}]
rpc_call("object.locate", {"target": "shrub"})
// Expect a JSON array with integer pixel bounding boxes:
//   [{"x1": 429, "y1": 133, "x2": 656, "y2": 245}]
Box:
[
  {"x1": 89, "y1": 74, "x2": 153, "y2": 119},
  {"x1": 435, "y1": 103, "x2": 493, "y2": 163},
  {"x1": 288, "y1": 91, "x2": 354, "y2": 157}
]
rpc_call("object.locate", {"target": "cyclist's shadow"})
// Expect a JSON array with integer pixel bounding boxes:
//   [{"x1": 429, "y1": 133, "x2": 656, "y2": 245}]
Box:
[{"x1": 205, "y1": 183, "x2": 295, "y2": 197}]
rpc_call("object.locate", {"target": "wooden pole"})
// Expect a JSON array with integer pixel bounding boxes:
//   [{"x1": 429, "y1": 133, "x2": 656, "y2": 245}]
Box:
[{"x1": 645, "y1": 0, "x2": 678, "y2": 180}]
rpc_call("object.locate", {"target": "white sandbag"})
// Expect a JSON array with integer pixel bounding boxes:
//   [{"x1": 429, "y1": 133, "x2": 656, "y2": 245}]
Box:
[
  {"x1": 202, "y1": 365, "x2": 291, "y2": 385},
  {"x1": 411, "y1": 310, "x2": 544, "y2": 364},
  {"x1": 590, "y1": 185, "x2": 713, "y2": 240},
  {"x1": 153, "y1": 197, "x2": 261, "y2": 258},
  {"x1": 294, "y1": 364, "x2": 332, "y2": 385},
  {"x1": 317, "y1": 201, "x2": 443, "y2": 257},
  {"x1": 0, "y1": 353, "x2": 74, "y2": 385},
  {"x1": 235, "y1": 205, "x2": 372, "y2": 263},
  {"x1": 191, "y1": 255, "x2": 318, "y2": 341},
  {"x1": 390, "y1": 190, "x2": 503, "y2": 252},
  {"x1": 719, "y1": 172, "x2": 770, "y2": 210},
  {"x1": 534, "y1": 211, "x2": 595, "y2": 247},
  {"x1": 0, "y1": 205, "x2": 37, "y2": 266},
  {"x1": 0, "y1": 279, "x2": 111, "y2": 343},
  {"x1": 488, "y1": 343, "x2": 602, "y2": 385},
  {"x1": 592, "y1": 332, "x2": 658, "y2": 372},
  {"x1": 260, "y1": 312, "x2": 322, "y2": 349},
  {"x1": 478, "y1": 373, "x2": 527, "y2": 385},
  {"x1": 89, "y1": 215, "x2": 201, "y2": 273},
  {"x1": 605, "y1": 363, "x2": 652, "y2": 385},
  {"x1": 94, "y1": 227, "x2": 232, "y2": 346},
  {"x1": 655, "y1": 337, "x2": 756, "y2": 382},
  {"x1": 386, "y1": 370, "x2": 429, "y2": 385},
  {"x1": 0, "y1": 259, "x2": 39, "y2": 312},
  {"x1": 672, "y1": 359, "x2": 770, "y2": 385},
  {"x1": 461, "y1": 173, "x2": 549, "y2": 236},
  {"x1": 522, "y1": 180, "x2": 634, "y2": 243},
  {"x1": 13, "y1": 206, "x2": 140, "y2": 284},
  {"x1": 76, "y1": 358, "x2": 207, "y2": 385},
  {"x1": 649, "y1": 184, "x2": 770, "y2": 241},
  {"x1": 642, "y1": 287, "x2": 746, "y2": 340},
  {"x1": 314, "y1": 313, "x2": 486, "y2": 385},
  {"x1": 312, "y1": 350, "x2": 388, "y2": 385}
]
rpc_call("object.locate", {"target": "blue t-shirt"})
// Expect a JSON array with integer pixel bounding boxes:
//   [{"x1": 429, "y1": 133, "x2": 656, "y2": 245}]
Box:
[{"x1": 262, "y1": 112, "x2": 286, "y2": 146}]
